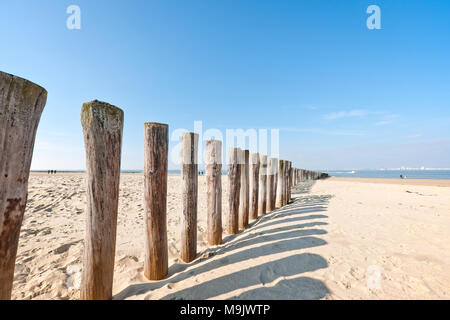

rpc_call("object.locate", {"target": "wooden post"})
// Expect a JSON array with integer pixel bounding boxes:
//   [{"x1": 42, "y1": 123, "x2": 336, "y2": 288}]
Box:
[
  {"x1": 266, "y1": 158, "x2": 275, "y2": 212},
  {"x1": 249, "y1": 152, "x2": 260, "y2": 221},
  {"x1": 0, "y1": 72, "x2": 47, "y2": 300},
  {"x1": 239, "y1": 150, "x2": 250, "y2": 230},
  {"x1": 258, "y1": 155, "x2": 267, "y2": 216},
  {"x1": 293, "y1": 168, "x2": 296, "y2": 186},
  {"x1": 289, "y1": 163, "x2": 293, "y2": 199},
  {"x1": 273, "y1": 164, "x2": 278, "y2": 208},
  {"x1": 272, "y1": 158, "x2": 279, "y2": 209},
  {"x1": 276, "y1": 160, "x2": 285, "y2": 208},
  {"x1": 144, "y1": 123, "x2": 168, "y2": 281},
  {"x1": 283, "y1": 160, "x2": 289, "y2": 205},
  {"x1": 284, "y1": 160, "x2": 288, "y2": 205},
  {"x1": 81, "y1": 100, "x2": 124, "y2": 300},
  {"x1": 227, "y1": 148, "x2": 241, "y2": 234},
  {"x1": 284, "y1": 161, "x2": 288, "y2": 205},
  {"x1": 286, "y1": 161, "x2": 292, "y2": 203},
  {"x1": 205, "y1": 140, "x2": 222, "y2": 246},
  {"x1": 180, "y1": 132, "x2": 199, "y2": 263}
]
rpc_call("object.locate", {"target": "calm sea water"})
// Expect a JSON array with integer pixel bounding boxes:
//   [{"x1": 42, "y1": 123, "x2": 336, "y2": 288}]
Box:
[
  {"x1": 32, "y1": 169, "x2": 450, "y2": 180},
  {"x1": 325, "y1": 170, "x2": 450, "y2": 180}
]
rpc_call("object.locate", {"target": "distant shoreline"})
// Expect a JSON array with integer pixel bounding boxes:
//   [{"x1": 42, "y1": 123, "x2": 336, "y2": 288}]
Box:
[{"x1": 29, "y1": 170, "x2": 450, "y2": 183}]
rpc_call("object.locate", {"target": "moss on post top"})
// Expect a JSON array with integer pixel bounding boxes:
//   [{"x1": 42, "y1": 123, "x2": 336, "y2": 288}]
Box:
[
  {"x1": 81, "y1": 100, "x2": 124, "y2": 130},
  {"x1": 0, "y1": 70, "x2": 47, "y2": 92},
  {"x1": 1, "y1": 71, "x2": 48, "y2": 108},
  {"x1": 144, "y1": 122, "x2": 169, "y2": 128}
]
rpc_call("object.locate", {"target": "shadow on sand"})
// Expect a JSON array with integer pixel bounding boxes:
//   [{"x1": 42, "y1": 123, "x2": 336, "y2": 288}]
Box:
[{"x1": 115, "y1": 180, "x2": 333, "y2": 300}]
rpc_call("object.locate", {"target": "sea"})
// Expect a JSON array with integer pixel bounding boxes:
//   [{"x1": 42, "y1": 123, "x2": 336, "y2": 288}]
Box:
[{"x1": 32, "y1": 169, "x2": 450, "y2": 180}]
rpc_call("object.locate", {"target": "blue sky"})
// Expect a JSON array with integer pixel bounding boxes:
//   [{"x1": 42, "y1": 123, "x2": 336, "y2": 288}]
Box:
[{"x1": 1, "y1": 0, "x2": 449, "y2": 170}]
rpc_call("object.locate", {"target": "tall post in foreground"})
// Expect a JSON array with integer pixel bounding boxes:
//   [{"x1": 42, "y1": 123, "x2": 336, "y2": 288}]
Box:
[
  {"x1": 81, "y1": 100, "x2": 124, "y2": 300},
  {"x1": 239, "y1": 150, "x2": 250, "y2": 230},
  {"x1": 227, "y1": 148, "x2": 241, "y2": 234},
  {"x1": 0, "y1": 72, "x2": 47, "y2": 300},
  {"x1": 205, "y1": 140, "x2": 222, "y2": 245},
  {"x1": 258, "y1": 155, "x2": 268, "y2": 216},
  {"x1": 180, "y1": 132, "x2": 199, "y2": 263},
  {"x1": 144, "y1": 123, "x2": 168, "y2": 280},
  {"x1": 276, "y1": 160, "x2": 285, "y2": 208},
  {"x1": 249, "y1": 152, "x2": 260, "y2": 221}
]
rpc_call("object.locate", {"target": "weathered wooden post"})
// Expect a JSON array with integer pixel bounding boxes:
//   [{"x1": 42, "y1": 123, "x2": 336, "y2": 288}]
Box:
[
  {"x1": 283, "y1": 161, "x2": 287, "y2": 205},
  {"x1": 284, "y1": 161, "x2": 289, "y2": 204},
  {"x1": 273, "y1": 163, "x2": 278, "y2": 208},
  {"x1": 249, "y1": 152, "x2": 260, "y2": 221},
  {"x1": 180, "y1": 132, "x2": 199, "y2": 263},
  {"x1": 284, "y1": 161, "x2": 289, "y2": 205},
  {"x1": 239, "y1": 150, "x2": 250, "y2": 230},
  {"x1": 272, "y1": 158, "x2": 279, "y2": 209},
  {"x1": 81, "y1": 100, "x2": 124, "y2": 300},
  {"x1": 205, "y1": 140, "x2": 222, "y2": 246},
  {"x1": 258, "y1": 155, "x2": 268, "y2": 216},
  {"x1": 227, "y1": 148, "x2": 241, "y2": 234},
  {"x1": 0, "y1": 72, "x2": 47, "y2": 300},
  {"x1": 266, "y1": 158, "x2": 275, "y2": 212},
  {"x1": 287, "y1": 161, "x2": 292, "y2": 203},
  {"x1": 276, "y1": 160, "x2": 285, "y2": 208},
  {"x1": 144, "y1": 123, "x2": 168, "y2": 281}
]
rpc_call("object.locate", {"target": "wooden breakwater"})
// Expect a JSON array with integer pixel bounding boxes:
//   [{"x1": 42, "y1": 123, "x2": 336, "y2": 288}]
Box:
[{"x1": 0, "y1": 71, "x2": 327, "y2": 300}]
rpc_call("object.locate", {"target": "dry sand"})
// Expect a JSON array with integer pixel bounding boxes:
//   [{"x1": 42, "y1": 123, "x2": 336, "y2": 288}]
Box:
[{"x1": 11, "y1": 173, "x2": 450, "y2": 300}]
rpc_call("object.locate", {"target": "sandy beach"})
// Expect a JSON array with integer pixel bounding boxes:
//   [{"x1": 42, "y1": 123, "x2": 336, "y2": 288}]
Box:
[{"x1": 12, "y1": 173, "x2": 450, "y2": 300}]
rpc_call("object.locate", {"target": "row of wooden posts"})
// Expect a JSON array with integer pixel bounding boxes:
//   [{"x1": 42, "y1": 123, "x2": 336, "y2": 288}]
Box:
[{"x1": 0, "y1": 71, "x2": 326, "y2": 300}]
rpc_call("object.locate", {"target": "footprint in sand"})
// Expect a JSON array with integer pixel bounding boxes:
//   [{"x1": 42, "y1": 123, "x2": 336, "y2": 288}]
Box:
[{"x1": 259, "y1": 268, "x2": 277, "y2": 285}]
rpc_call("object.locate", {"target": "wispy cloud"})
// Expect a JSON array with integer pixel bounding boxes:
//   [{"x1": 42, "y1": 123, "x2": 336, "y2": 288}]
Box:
[
  {"x1": 281, "y1": 128, "x2": 365, "y2": 136},
  {"x1": 375, "y1": 120, "x2": 392, "y2": 126},
  {"x1": 374, "y1": 113, "x2": 400, "y2": 126},
  {"x1": 408, "y1": 134, "x2": 423, "y2": 139},
  {"x1": 323, "y1": 109, "x2": 369, "y2": 120}
]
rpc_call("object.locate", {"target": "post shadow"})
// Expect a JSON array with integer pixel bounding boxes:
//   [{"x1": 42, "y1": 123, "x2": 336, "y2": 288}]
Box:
[
  {"x1": 115, "y1": 180, "x2": 333, "y2": 300},
  {"x1": 160, "y1": 253, "x2": 329, "y2": 300}
]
